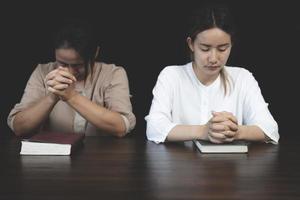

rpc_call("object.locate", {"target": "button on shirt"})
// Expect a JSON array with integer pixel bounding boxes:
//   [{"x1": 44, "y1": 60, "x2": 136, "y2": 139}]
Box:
[{"x1": 145, "y1": 62, "x2": 279, "y2": 143}]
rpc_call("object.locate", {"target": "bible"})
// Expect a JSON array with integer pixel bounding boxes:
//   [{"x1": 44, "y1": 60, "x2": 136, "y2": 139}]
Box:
[
  {"x1": 20, "y1": 132, "x2": 85, "y2": 155},
  {"x1": 193, "y1": 140, "x2": 248, "y2": 153}
]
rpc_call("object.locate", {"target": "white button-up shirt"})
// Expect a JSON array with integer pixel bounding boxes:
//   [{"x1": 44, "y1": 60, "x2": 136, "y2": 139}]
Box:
[{"x1": 145, "y1": 62, "x2": 279, "y2": 143}]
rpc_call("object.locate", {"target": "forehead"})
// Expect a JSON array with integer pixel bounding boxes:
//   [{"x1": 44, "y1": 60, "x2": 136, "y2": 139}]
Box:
[
  {"x1": 195, "y1": 28, "x2": 231, "y2": 45},
  {"x1": 55, "y1": 48, "x2": 83, "y2": 62}
]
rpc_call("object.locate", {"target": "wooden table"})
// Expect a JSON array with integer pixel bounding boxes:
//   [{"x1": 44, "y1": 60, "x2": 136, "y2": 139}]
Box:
[{"x1": 1, "y1": 134, "x2": 299, "y2": 200}]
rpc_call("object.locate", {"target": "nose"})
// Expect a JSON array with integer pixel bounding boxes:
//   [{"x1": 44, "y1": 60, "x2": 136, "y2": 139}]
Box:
[{"x1": 208, "y1": 49, "x2": 218, "y2": 65}]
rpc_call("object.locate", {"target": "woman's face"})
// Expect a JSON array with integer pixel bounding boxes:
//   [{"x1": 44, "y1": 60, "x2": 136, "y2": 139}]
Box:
[
  {"x1": 55, "y1": 48, "x2": 85, "y2": 80},
  {"x1": 188, "y1": 27, "x2": 232, "y2": 78}
]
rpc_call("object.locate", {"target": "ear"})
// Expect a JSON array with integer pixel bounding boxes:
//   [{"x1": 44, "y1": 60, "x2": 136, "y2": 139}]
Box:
[
  {"x1": 94, "y1": 46, "x2": 100, "y2": 59},
  {"x1": 187, "y1": 37, "x2": 194, "y2": 52}
]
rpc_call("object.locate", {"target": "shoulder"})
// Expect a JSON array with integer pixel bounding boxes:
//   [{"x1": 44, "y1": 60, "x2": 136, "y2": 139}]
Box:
[
  {"x1": 31, "y1": 62, "x2": 56, "y2": 77},
  {"x1": 225, "y1": 66, "x2": 261, "y2": 92},
  {"x1": 93, "y1": 62, "x2": 129, "y2": 84},
  {"x1": 95, "y1": 62, "x2": 127, "y2": 75},
  {"x1": 225, "y1": 66, "x2": 255, "y2": 82},
  {"x1": 225, "y1": 66, "x2": 252, "y2": 77},
  {"x1": 158, "y1": 63, "x2": 191, "y2": 80}
]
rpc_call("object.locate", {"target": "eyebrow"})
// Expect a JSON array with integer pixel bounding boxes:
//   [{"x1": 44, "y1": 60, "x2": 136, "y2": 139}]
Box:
[
  {"x1": 56, "y1": 60, "x2": 83, "y2": 65},
  {"x1": 56, "y1": 60, "x2": 68, "y2": 65},
  {"x1": 199, "y1": 43, "x2": 230, "y2": 47}
]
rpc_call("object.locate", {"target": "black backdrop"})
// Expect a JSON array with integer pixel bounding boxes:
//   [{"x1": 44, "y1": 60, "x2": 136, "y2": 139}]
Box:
[{"x1": 1, "y1": 0, "x2": 299, "y2": 139}]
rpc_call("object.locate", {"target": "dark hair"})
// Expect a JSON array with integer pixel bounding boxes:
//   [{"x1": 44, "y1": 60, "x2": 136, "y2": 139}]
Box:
[
  {"x1": 188, "y1": 3, "x2": 236, "y2": 43},
  {"x1": 53, "y1": 19, "x2": 98, "y2": 80},
  {"x1": 188, "y1": 3, "x2": 236, "y2": 95}
]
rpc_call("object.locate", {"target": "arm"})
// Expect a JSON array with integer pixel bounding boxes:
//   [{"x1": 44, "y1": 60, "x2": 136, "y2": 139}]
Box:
[
  {"x1": 241, "y1": 70, "x2": 279, "y2": 143},
  {"x1": 66, "y1": 93, "x2": 126, "y2": 137},
  {"x1": 145, "y1": 68, "x2": 177, "y2": 143},
  {"x1": 146, "y1": 67, "x2": 209, "y2": 143},
  {"x1": 166, "y1": 125, "x2": 208, "y2": 142},
  {"x1": 167, "y1": 111, "x2": 244, "y2": 143},
  {"x1": 13, "y1": 94, "x2": 59, "y2": 136},
  {"x1": 8, "y1": 65, "x2": 66, "y2": 137},
  {"x1": 48, "y1": 67, "x2": 132, "y2": 137},
  {"x1": 236, "y1": 125, "x2": 267, "y2": 142},
  {"x1": 206, "y1": 111, "x2": 267, "y2": 143},
  {"x1": 212, "y1": 71, "x2": 279, "y2": 143}
]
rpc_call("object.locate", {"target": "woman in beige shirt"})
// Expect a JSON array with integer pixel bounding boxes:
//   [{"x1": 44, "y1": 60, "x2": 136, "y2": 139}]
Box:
[{"x1": 7, "y1": 20, "x2": 135, "y2": 137}]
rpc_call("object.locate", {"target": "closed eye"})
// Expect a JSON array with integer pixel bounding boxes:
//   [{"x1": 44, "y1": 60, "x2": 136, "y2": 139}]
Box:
[
  {"x1": 200, "y1": 48, "x2": 210, "y2": 52},
  {"x1": 218, "y1": 44, "x2": 230, "y2": 52},
  {"x1": 198, "y1": 43, "x2": 210, "y2": 52},
  {"x1": 218, "y1": 47, "x2": 228, "y2": 52}
]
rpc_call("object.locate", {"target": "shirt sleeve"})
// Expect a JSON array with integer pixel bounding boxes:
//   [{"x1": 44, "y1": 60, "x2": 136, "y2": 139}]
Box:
[
  {"x1": 104, "y1": 67, "x2": 136, "y2": 133},
  {"x1": 145, "y1": 68, "x2": 178, "y2": 143},
  {"x1": 7, "y1": 64, "x2": 47, "y2": 131},
  {"x1": 242, "y1": 70, "x2": 279, "y2": 144}
]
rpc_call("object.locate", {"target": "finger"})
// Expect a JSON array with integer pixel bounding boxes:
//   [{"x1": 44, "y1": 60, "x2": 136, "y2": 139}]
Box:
[
  {"x1": 210, "y1": 123, "x2": 227, "y2": 132},
  {"x1": 46, "y1": 80, "x2": 55, "y2": 87},
  {"x1": 50, "y1": 67, "x2": 76, "y2": 81},
  {"x1": 46, "y1": 79, "x2": 60, "y2": 87},
  {"x1": 208, "y1": 135, "x2": 225, "y2": 144},
  {"x1": 223, "y1": 137, "x2": 235, "y2": 143},
  {"x1": 211, "y1": 111, "x2": 219, "y2": 116},
  {"x1": 48, "y1": 86, "x2": 59, "y2": 94},
  {"x1": 221, "y1": 111, "x2": 238, "y2": 124},
  {"x1": 221, "y1": 120, "x2": 238, "y2": 131},
  {"x1": 208, "y1": 131, "x2": 227, "y2": 140},
  {"x1": 54, "y1": 75, "x2": 74, "y2": 84},
  {"x1": 53, "y1": 83, "x2": 69, "y2": 90},
  {"x1": 212, "y1": 112, "x2": 238, "y2": 125},
  {"x1": 211, "y1": 115, "x2": 228, "y2": 123},
  {"x1": 223, "y1": 130, "x2": 237, "y2": 138},
  {"x1": 45, "y1": 69, "x2": 60, "y2": 81},
  {"x1": 58, "y1": 69, "x2": 77, "y2": 81},
  {"x1": 225, "y1": 115, "x2": 237, "y2": 125}
]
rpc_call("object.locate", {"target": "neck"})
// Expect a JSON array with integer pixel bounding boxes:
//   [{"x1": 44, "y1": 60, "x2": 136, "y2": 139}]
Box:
[{"x1": 192, "y1": 62, "x2": 219, "y2": 86}]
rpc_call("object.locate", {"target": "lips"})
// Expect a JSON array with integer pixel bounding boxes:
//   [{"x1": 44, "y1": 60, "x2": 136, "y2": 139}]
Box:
[{"x1": 206, "y1": 65, "x2": 220, "y2": 70}]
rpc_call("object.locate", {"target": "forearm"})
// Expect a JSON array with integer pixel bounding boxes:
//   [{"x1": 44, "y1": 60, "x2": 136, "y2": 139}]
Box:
[
  {"x1": 66, "y1": 93, "x2": 126, "y2": 137},
  {"x1": 236, "y1": 125, "x2": 267, "y2": 142},
  {"x1": 166, "y1": 124, "x2": 208, "y2": 142},
  {"x1": 13, "y1": 94, "x2": 58, "y2": 136}
]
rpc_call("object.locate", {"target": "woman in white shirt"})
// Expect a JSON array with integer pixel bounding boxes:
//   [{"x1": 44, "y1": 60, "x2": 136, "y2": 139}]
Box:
[{"x1": 145, "y1": 4, "x2": 279, "y2": 144}]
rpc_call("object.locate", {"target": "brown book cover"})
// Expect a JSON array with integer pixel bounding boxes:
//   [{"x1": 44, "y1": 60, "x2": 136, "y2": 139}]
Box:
[{"x1": 20, "y1": 132, "x2": 85, "y2": 155}]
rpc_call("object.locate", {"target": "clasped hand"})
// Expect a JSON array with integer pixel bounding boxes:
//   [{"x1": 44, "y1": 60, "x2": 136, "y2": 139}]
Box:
[
  {"x1": 206, "y1": 111, "x2": 239, "y2": 143},
  {"x1": 45, "y1": 66, "x2": 77, "y2": 101}
]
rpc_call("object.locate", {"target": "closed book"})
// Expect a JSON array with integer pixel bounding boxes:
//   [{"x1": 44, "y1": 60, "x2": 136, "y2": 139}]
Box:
[
  {"x1": 20, "y1": 132, "x2": 85, "y2": 155},
  {"x1": 193, "y1": 140, "x2": 248, "y2": 153}
]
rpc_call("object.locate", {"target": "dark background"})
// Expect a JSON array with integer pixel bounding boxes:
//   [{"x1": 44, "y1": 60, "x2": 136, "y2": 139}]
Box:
[{"x1": 1, "y1": 0, "x2": 299, "y2": 139}]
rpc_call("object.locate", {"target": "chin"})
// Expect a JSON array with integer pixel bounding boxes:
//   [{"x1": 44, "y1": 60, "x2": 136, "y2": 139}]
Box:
[{"x1": 205, "y1": 68, "x2": 221, "y2": 75}]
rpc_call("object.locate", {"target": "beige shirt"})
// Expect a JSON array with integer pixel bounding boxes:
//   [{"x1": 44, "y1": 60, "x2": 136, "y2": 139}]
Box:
[{"x1": 7, "y1": 62, "x2": 136, "y2": 136}]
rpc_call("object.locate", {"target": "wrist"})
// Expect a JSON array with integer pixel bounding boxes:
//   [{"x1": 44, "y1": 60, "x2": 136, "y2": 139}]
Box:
[
  {"x1": 65, "y1": 91, "x2": 80, "y2": 103},
  {"x1": 235, "y1": 125, "x2": 244, "y2": 140},
  {"x1": 197, "y1": 124, "x2": 209, "y2": 140},
  {"x1": 47, "y1": 93, "x2": 59, "y2": 104}
]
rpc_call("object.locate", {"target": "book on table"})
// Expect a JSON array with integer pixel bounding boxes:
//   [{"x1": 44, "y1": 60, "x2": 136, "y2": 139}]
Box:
[
  {"x1": 20, "y1": 132, "x2": 85, "y2": 155},
  {"x1": 193, "y1": 140, "x2": 248, "y2": 153}
]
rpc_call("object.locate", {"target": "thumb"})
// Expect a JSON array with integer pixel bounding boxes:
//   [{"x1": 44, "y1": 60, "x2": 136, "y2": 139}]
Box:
[{"x1": 211, "y1": 110, "x2": 219, "y2": 116}]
